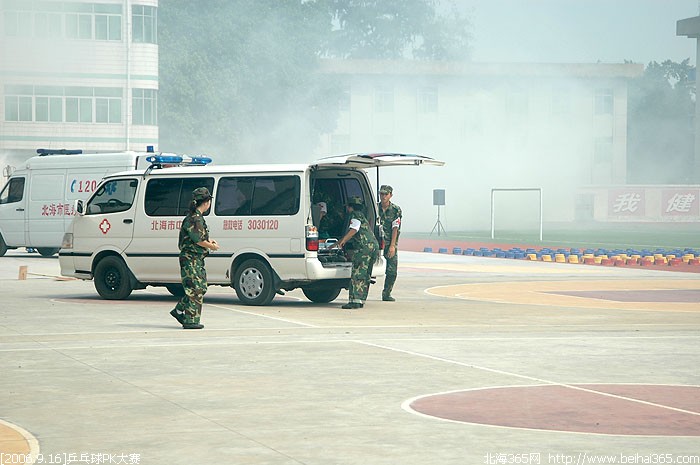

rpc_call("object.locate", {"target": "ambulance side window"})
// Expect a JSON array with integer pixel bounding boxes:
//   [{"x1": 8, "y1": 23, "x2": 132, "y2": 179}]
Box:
[
  {"x1": 145, "y1": 177, "x2": 215, "y2": 217},
  {"x1": 215, "y1": 177, "x2": 253, "y2": 216},
  {"x1": 215, "y1": 176, "x2": 300, "y2": 216},
  {"x1": 251, "y1": 176, "x2": 300, "y2": 215},
  {"x1": 86, "y1": 179, "x2": 138, "y2": 215},
  {"x1": 0, "y1": 177, "x2": 25, "y2": 204}
]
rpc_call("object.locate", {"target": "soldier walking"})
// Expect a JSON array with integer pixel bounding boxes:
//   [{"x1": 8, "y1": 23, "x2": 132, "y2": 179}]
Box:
[
  {"x1": 333, "y1": 196, "x2": 379, "y2": 309},
  {"x1": 170, "y1": 187, "x2": 219, "y2": 329},
  {"x1": 378, "y1": 185, "x2": 402, "y2": 301}
]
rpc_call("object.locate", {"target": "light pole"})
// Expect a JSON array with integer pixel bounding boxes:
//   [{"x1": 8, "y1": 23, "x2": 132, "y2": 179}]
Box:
[{"x1": 677, "y1": 14, "x2": 700, "y2": 183}]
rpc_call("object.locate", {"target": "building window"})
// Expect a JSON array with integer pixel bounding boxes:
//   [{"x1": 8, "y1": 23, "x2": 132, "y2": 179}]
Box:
[
  {"x1": 95, "y1": 4, "x2": 122, "y2": 41},
  {"x1": 595, "y1": 88, "x2": 613, "y2": 115},
  {"x1": 65, "y1": 87, "x2": 93, "y2": 123},
  {"x1": 417, "y1": 87, "x2": 438, "y2": 113},
  {"x1": 374, "y1": 87, "x2": 394, "y2": 113},
  {"x1": 3, "y1": 1, "x2": 32, "y2": 37},
  {"x1": 34, "y1": 11, "x2": 63, "y2": 37},
  {"x1": 4, "y1": 95, "x2": 32, "y2": 121},
  {"x1": 95, "y1": 88, "x2": 122, "y2": 123},
  {"x1": 133, "y1": 88, "x2": 157, "y2": 125},
  {"x1": 35, "y1": 96, "x2": 63, "y2": 122},
  {"x1": 132, "y1": 5, "x2": 157, "y2": 44},
  {"x1": 594, "y1": 137, "x2": 613, "y2": 163},
  {"x1": 3, "y1": 2, "x2": 122, "y2": 41},
  {"x1": 65, "y1": 3, "x2": 93, "y2": 40},
  {"x1": 4, "y1": 85, "x2": 123, "y2": 123}
]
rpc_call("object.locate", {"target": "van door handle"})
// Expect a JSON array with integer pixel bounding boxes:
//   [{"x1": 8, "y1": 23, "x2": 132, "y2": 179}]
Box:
[
  {"x1": 16, "y1": 208, "x2": 24, "y2": 211},
  {"x1": 123, "y1": 219, "x2": 133, "y2": 224}
]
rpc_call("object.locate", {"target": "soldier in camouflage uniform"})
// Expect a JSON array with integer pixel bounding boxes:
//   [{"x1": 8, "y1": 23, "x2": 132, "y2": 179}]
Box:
[
  {"x1": 378, "y1": 185, "x2": 402, "y2": 301},
  {"x1": 333, "y1": 196, "x2": 379, "y2": 309},
  {"x1": 170, "y1": 187, "x2": 219, "y2": 329},
  {"x1": 313, "y1": 191, "x2": 344, "y2": 239}
]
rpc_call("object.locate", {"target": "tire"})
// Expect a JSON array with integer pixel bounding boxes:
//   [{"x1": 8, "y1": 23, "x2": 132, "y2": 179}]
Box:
[
  {"x1": 0, "y1": 235, "x2": 7, "y2": 257},
  {"x1": 37, "y1": 247, "x2": 60, "y2": 257},
  {"x1": 233, "y1": 258, "x2": 275, "y2": 306},
  {"x1": 302, "y1": 287, "x2": 342, "y2": 303},
  {"x1": 94, "y1": 256, "x2": 133, "y2": 300},
  {"x1": 165, "y1": 283, "x2": 185, "y2": 297}
]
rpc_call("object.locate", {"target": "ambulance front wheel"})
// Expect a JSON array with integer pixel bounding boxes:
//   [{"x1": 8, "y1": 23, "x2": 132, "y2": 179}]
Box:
[
  {"x1": 0, "y1": 235, "x2": 7, "y2": 257},
  {"x1": 233, "y1": 258, "x2": 275, "y2": 306},
  {"x1": 94, "y1": 255, "x2": 133, "y2": 300}
]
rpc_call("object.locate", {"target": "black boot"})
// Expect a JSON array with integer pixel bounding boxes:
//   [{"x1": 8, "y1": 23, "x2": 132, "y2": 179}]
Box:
[
  {"x1": 341, "y1": 302, "x2": 363, "y2": 309},
  {"x1": 170, "y1": 309, "x2": 185, "y2": 325},
  {"x1": 182, "y1": 322, "x2": 204, "y2": 329}
]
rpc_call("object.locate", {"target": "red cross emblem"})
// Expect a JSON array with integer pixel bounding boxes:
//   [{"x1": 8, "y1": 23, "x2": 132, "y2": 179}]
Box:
[{"x1": 99, "y1": 219, "x2": 111, "y2": 235}]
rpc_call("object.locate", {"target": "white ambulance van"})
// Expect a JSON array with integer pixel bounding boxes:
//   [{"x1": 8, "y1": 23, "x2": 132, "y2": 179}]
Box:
[
  {"x1": 0, "y1": 149, "x2": 156, "y2": 257},
  {"x1": 59, "y1": 153, "x2": 443, "y2": 305}
]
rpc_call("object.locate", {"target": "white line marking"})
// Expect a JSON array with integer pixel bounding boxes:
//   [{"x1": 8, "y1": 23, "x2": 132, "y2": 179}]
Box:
[
  {"x1": 1, "y1": 334, "x2": 699, "y2": 352},
  {"x1": 207, "y1": 303, "x2": 319, "y2": 327},
  {"x1": 359, "y1": 341, "x2": 700, "y2": 417}
]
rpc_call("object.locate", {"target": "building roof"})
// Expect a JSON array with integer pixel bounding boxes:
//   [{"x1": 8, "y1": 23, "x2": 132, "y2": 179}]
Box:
[{"x1": 319, "y1": 59, "x2": 644, "y2": 79}]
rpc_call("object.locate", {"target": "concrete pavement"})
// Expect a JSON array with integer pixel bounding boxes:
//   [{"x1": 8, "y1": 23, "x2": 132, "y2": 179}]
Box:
[{"x1": 0, "y1": 249, "x2": 699, "y2": 464}]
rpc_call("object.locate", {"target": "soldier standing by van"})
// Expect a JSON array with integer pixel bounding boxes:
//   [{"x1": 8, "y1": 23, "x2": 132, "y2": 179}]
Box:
[
  {"x1": 378, "y1": 185, "x2": 402, "y2": 301},
  {"x1": 333, "y1": 196, "x2": 379, "y2": 309},
  {"x1": 170, "y1": 187, "x2": 219, "y2": 329}
]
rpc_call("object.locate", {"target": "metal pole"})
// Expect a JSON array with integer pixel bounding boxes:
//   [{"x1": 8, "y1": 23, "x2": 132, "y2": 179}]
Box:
[
  {"x1": 539, "y1": 188, "x2": 543, "y2": 241},
  {"x1": 490, "y1": 189, "x2": 495, "y2": 239}
]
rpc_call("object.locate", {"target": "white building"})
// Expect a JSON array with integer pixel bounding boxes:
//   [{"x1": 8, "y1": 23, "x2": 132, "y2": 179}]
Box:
[
  {"x1": 0, "y1": 0, "x2": 158, "y2": 169},
  {"x1": 317, "y1": 59, "x2": 648, "y2": 229}
]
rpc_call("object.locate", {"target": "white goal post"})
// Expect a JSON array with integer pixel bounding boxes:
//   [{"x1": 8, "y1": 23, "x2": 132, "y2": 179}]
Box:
[{"x1": 490, "y1": 188, "x2": 543, "y2": 241}]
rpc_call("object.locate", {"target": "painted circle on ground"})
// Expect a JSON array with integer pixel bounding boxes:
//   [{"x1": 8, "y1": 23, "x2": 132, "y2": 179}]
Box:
[
  {"x1": 407, "y1": 384, "x2": 700, "y2": 436},
  {"x1": 0, "y1": 419, "x2": 38, "y2": 460},
  {"x1": 425, "y1": 279, "x2": 700, "y2": 312}
]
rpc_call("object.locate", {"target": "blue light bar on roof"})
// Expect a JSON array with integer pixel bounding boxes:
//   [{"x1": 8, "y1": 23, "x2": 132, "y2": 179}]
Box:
[
  {"x1": 146, "y1": 154, "x2": 213, "y2": 167},
  {"x1": 146, "y1": 155, "x2": 183, "y2": 164},
  {"x1": 189, "y1": 156, "x2": 212, "y2": 165}
]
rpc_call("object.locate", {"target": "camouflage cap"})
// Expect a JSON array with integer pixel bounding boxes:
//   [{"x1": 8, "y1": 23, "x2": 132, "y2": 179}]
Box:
[
  {"x1": 192, "y1": 187, "x2": 212, "y2": 201},
  {"x1": 346, "y1": 196, "x2": 364, "y2": 207},
  {"x1": 379, "y1": 185, "x2": 393, "y2": 194}
]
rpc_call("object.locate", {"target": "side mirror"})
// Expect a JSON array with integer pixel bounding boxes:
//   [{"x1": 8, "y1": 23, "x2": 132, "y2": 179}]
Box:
[{"x1": 74, "y1": 199, "x2": 84, "y2": 215}]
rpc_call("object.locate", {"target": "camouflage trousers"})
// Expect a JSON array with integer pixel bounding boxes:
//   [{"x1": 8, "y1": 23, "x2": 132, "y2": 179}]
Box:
[
  {"x1": 175, "y1": 253, "x2": 208, "y2": 324},
  {"x1": 382, "y1": 246, "x2": 398, "y2": 298},
  {"x1": 349, "y1": 248, "x2": 378, "y2": 304}
]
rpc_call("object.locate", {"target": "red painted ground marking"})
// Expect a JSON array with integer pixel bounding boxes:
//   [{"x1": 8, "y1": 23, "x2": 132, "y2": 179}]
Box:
[
  {"x1": 546, "y1": 289, "x2": 700, "y2": 303},
  {"x1": 409, "y1": 384, "x2": 700, "y2": 436}
]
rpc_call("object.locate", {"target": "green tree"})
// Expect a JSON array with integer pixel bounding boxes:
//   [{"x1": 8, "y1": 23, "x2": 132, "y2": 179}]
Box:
[
  {"x1": 627, "y1": 59, "x2": 695, "y2": 184},
  {"x1": 158, "y1": 1, "x2": 472, "y2": 162},
  {"x1": 159, "y1": 0, "x2": 336, "y2": 162},
  {"x1": 321, "y1": 0, "x2": 471, "y2": 60}
]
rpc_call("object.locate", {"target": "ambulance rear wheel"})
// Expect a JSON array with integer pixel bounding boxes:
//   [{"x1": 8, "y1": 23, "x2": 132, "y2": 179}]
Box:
[
  {"x1": 94, "y1": 256, "x2": 133, "y2": 300},
  {"x1": 233, "y1": 258, "x2": 275, "y2": 306},
  {"x1": 37, "y1": 248, "x2": 60, "y2": 257},
  {"x1": 165, "y1": 284, "x2": 185, "y2": 297},
  {"x1": 0, "y1": 236, "x2": 7, "y2": 257},
  {"x1": 302, "y1": 287, "x2": 342, "y2": 303}
]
